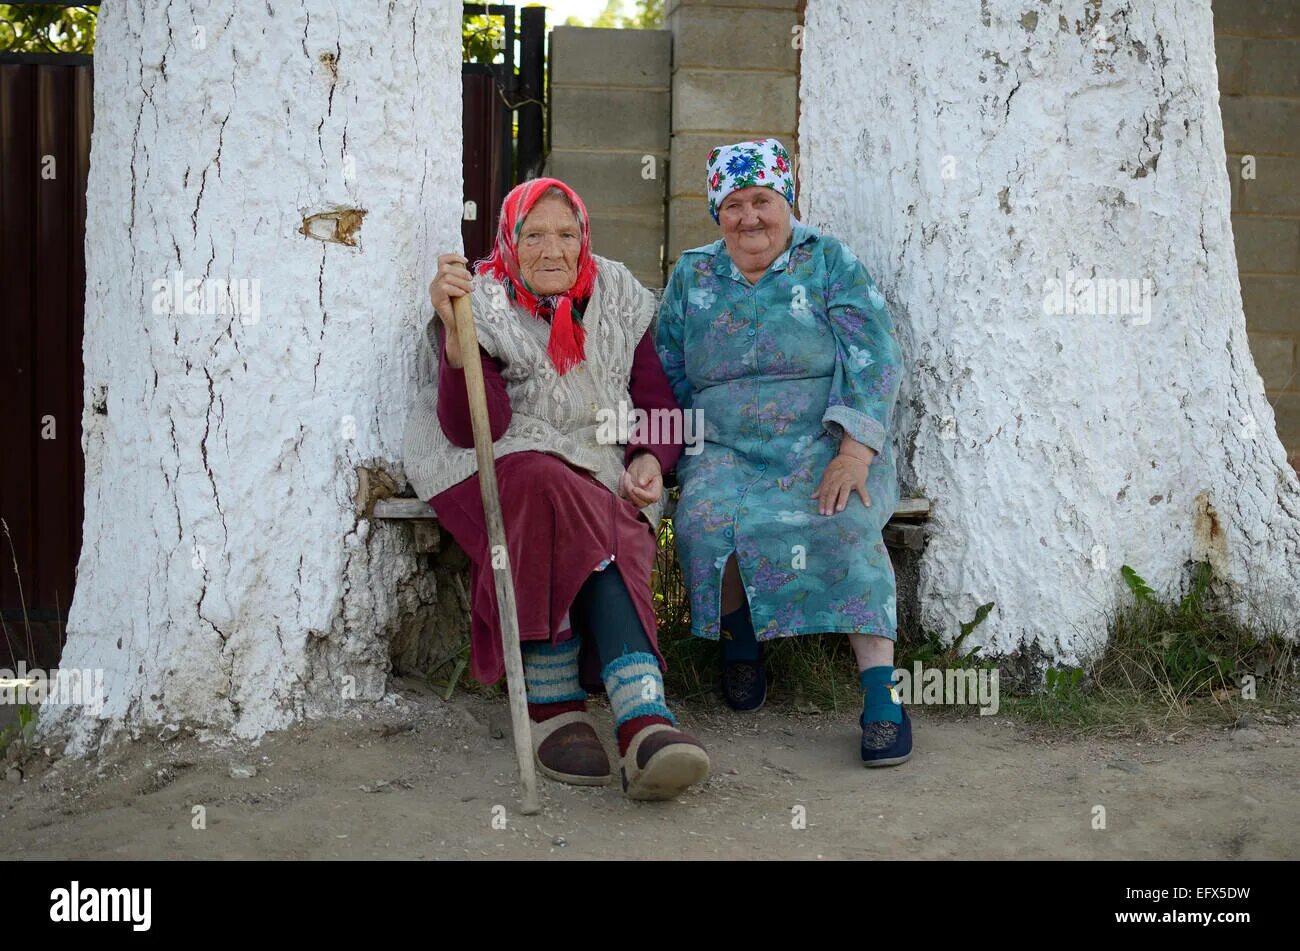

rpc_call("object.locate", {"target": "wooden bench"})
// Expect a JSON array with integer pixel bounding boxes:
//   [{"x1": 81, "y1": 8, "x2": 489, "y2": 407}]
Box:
[{"x1": 370, "y1": 490, "x2": 932, "y2": 552}]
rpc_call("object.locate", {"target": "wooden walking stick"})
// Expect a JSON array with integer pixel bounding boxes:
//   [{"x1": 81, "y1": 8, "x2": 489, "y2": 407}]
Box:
[{"x1": 450, "y1": 285, "x2": 541, "y2": 816}]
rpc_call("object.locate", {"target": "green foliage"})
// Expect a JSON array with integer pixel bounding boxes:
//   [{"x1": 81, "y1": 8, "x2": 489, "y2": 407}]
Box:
[
  {"x1": 0, "y1": 702, "x2": 36, "y2": 758},
  {"x1": 651, "y1": 513, "x2": 689, "y2": 639},
  {"x1": 569, "y1": 0, "x2": 664, "y2": 29},
  {"x1": 463, "y1": 13, "x2": 506, "y2": 65},
  {"x1": 1004, "y1": 665, "x2": 1093, "y2": 728},
  {"x1": 0, "y1": 4, "x2": 97, "y2": 54},
  {"x1": 1120, "y1": 564, "x2": 1156, "y2": 603},
  {"x1": 1113, "y1": 564, "x2": 1243, "y2": 697},
  {"x1": 959, "y1": 601, "x2": 994, "y2": 640},
  {"x1": 1003, "y1": 561, "x2": 1297, "y2": 732},
  {"x1": 426, "y1": 642, "x2": 470, "y2": 701},
  {"x1": 637, "y1": 0, "x2": 666, "y2": 28},
  {"x1": 589, "y1": 0, "x2": 624, "y2": 28},
  {"x1": 1044, "y1": 666, "x2": 1084, "y2": 698},
  {"x1": 953, "y1": 600, "x2": 993, "y2": 660},
  {"x1": 901, "y1": 601, "x2": 993, "y2": 669},
  {"x1": 1177, "y1": 560, "x2": 1212, "y2": 617}
]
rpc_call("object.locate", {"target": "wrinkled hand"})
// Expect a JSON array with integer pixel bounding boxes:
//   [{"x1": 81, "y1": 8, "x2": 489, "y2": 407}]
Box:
[
  {"x1": 619, "y1": 452, "x2": 663, "y2": 509},
  {"x1": 431, "y1": 253, "x2": 472, "y2": 323},
  {"x1": 431, "y1": 253, "x2": 472, "y2": 366},
  {"x1": 812, "y1": 453, "x2": 872, "y2": 515}
]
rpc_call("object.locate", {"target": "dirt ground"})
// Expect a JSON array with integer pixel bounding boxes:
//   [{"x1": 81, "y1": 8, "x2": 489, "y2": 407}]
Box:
[{"x1": 3, "y1": 676, "x2": 1297, "y2": 860}]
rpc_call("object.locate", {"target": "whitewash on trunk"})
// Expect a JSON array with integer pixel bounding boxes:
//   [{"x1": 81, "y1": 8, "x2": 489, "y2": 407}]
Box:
[
  {"x1": 50, "y1": 0, "x2": 463, "y2": 753},
  {"x1": 799, "y1": 0, "x2": 1299, "y2": 662}
]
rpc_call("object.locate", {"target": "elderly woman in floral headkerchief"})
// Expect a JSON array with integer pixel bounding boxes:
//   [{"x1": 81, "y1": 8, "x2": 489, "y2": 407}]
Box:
[
  {"x1": 657, "y1": 139, "x2": 911, "y2": 766},
  {"x1": 404, "y1": 178, "x2": 710, "y2": 800}
]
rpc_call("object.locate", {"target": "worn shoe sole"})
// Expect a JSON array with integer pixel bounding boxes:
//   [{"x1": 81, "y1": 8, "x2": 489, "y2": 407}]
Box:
[
  {"x1": 536, "y1": 756, "x2": 613, "y2": 786},
  {"x1": 623, "y1": 743, "x2": 712, "y2": 800},
  {"x1": 621, "y1": 724, "x2": 711, "y2": 801},
  {"x1": 862, "y1": 749, "x2": 913, "y2": 768}
]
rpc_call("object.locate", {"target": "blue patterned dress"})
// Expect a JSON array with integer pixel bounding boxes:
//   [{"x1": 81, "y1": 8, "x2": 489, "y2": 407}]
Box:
[{"x1": 656, "y1": 220, "x2": 904, "y2": 641}]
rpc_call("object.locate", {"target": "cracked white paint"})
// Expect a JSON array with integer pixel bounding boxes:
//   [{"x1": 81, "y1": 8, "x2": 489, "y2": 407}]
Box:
[
  {"x1": 799, "y1": 0, "x2": 1300, "y2": 662},
  {"x1": 50, "y1": 0, "x2": 462, "y2": 753}
]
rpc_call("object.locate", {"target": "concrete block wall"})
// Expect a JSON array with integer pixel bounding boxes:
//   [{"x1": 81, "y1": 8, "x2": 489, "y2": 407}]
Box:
[
  {"x1": 1213, "y1": 1, "x2": 1300, "y2": 464},
  {"x1": 666, "y1": 0, "x2": 801, "y2": 265},
  {"x1": 546, "y1": 27, "x2": 671, "y2": 287}
]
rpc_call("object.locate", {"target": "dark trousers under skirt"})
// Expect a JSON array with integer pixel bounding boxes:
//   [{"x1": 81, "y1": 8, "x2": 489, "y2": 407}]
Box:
[{"x1": 430, "y1": 451, "x2": 664, "y2": 692}]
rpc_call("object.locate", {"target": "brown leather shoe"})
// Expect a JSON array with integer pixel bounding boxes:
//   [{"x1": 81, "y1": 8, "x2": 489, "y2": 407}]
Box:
[
  {"x1": 620, "y1": 723, "x2": 710, "y2": 801},
  {"x1": 532, "y1": 711, "x2": 612, "y2": 786}
]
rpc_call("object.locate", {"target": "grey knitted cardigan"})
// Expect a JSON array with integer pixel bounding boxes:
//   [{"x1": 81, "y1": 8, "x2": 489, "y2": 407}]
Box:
[{"x1": 401, "y1": 254, "x2": 664, "y2": 528}]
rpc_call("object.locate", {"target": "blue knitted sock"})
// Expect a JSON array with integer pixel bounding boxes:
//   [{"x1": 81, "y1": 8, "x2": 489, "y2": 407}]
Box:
[
  {"x1": 521, "y1": 638, "x2": 587, "y2": 705},
  {"x1": 720, "y1": 605, "x2": 760, "y2": 664},
  {"x1": 601, "y1": 650, "x2": 675, "y2": 727},
  {"x1": 860, "y1": 665, "x2": 903, "y2": 725}
]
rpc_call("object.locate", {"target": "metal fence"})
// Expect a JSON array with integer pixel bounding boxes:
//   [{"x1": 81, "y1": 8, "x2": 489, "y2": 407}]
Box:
[{"x1": 0, "y1": 52, "x2": 92, "y2": 668}]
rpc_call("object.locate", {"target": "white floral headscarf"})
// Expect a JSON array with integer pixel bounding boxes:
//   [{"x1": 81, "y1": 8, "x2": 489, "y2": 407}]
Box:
[{"x1": 706, "y1": 138, "x2": 795, "y2": 222}]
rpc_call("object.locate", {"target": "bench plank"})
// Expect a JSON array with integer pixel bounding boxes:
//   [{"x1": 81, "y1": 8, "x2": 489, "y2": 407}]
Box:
[
  {"x1": 891, "y1": 497, "x2": 932, "y2": 519},
  {"x1": 882, "y1": 522, "x2": 926, "y2": 551},
  {"x1": 374, "y1": 495, "x2": 931, "y2": 521},
  {"x1": 373, "y1": 497, "x2": 439, "y2": 518},
  {"x1": 376, "y1": 495, "x2": 931, "y2": 554}
]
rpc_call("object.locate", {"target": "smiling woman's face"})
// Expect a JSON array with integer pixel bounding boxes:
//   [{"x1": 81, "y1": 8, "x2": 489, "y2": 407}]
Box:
[
  {"x1": 718, "y1": 185, "x2": 793, "y2": 276},
  {"x1": 518, "y1": 196, "x2": 581, "y2": 296}
]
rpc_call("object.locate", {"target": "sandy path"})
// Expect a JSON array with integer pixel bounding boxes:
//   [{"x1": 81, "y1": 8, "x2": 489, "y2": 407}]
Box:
[{"x1": 3, "y1": 676, "x2": 1296, "y2": 859}]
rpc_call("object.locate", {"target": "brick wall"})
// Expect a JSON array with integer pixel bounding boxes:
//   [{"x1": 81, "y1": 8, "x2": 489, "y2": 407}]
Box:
[
  {"x1": 1214, "y1": 0, "x2": 1300, "y2": 465},
  {"x1": 546, "y1": 27, "x2": 671, "y2": 287},
  {"x1": 666, "y1": 0, "x2": 801, "y2": 266}
]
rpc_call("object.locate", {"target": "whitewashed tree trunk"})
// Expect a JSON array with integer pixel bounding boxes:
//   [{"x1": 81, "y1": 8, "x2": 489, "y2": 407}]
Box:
[
  {"x1": 799, "y1": 0, "x2": 1300, "y2": 663},
  {"x1": 48, "y1": 0, "x2": 463, "y2": 754}
]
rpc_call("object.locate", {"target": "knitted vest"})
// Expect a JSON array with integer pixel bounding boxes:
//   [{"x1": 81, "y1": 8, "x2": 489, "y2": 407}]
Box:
[{"x1": 402, "y1": 254, "x2": 662, "y2": 528}]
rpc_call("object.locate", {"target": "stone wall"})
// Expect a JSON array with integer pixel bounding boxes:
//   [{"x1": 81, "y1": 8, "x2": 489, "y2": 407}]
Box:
[
  {"x1": 1214, "y1": 0, "x2": 1300, "y2": 464},
  {"x1": 546, "y1": 26, "x2": 670, "y2": 287},
  {"x1": 666, "y1": 0, "x2": 801, "y2": 265}
]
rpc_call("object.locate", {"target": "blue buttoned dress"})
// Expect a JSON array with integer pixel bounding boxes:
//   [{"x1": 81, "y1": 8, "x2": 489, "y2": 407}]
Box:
[{"x1": 656, "y1": 221, "x2": 904, "y2": 641}]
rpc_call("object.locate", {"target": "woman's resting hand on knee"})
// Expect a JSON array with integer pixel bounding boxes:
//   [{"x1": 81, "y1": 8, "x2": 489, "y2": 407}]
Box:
[{"x1": 812, "y1": 451, "x2": 872, "y2": 515}]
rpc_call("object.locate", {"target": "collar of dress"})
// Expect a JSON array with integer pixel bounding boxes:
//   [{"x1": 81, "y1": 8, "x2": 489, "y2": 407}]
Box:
[{"x1": 717, "y1": 218, "x2": 821, "y2": 285}]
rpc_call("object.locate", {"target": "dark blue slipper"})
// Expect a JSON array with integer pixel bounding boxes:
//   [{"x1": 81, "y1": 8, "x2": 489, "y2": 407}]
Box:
[
  {"x1": 721, "y1": 645, "x2": 766, "y2": 712},
  {"x1": 861, "y1": 704, "x2": 912, "y2": 767}
]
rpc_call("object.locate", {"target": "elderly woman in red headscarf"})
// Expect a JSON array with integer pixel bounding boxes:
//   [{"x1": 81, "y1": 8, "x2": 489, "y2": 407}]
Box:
[{"x1": 403, "y1": 178, "x2": 710, "y2": 801}]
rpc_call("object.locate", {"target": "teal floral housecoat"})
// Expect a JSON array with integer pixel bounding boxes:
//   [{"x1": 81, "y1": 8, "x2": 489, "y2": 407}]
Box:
[{"x1": 656, "y1": 220, "x2": 904, "y2": 641}]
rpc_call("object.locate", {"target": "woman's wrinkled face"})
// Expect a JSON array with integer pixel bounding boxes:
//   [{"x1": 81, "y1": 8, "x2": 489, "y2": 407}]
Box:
[
  {"x1": 718, "y1": 186, "x2": 793, "y2": 272},
  {"x1": 518, "y1": 197, "x2": 581, "y2": 296}
]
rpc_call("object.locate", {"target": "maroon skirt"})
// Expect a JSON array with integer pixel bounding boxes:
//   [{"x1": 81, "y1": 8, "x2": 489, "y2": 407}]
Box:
[{"x1": 430, "y1": 451, "x2": 664, "y2": 691}]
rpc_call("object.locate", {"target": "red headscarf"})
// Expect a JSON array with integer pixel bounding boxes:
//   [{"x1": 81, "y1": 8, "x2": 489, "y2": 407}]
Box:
[{"x1": 476, "y1": 178, "x2": 598, "y2": 375}]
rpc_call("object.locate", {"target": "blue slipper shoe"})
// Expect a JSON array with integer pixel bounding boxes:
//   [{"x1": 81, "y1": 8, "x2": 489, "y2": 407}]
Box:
[
  {"x1": 721, "y1": 645, "x2": 766, "y2": 712},
  {"x1": 861, "y1": 704, "x2": 912, "y2": 767}
]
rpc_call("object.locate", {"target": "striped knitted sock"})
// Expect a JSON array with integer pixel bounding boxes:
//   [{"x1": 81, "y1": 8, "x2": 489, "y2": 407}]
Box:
[
  {"x1": 601, "y1": 650, "x2": 675, "y2": 755},
  {"x1": 522, "y1": 638, "x2": 587, "y2": 723}
]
